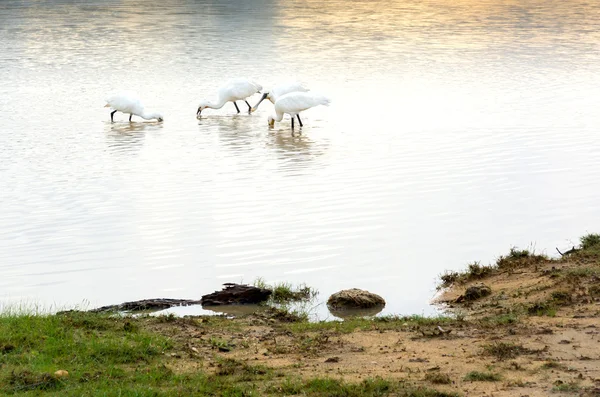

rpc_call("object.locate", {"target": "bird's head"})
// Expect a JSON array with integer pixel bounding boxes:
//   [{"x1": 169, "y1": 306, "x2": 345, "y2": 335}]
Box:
[
  {"x1": 149, "y1": 112, "x2": 164, "y2": 122},
  {"x1": 196, "y1": 100, "x2": 210, "y2": 117},
  {"x1": 251, "y1": 92, "x2": 271, "y2": 113},
  {"x1": 267, "y1": 115, "x2": 275, "y2": 127}
]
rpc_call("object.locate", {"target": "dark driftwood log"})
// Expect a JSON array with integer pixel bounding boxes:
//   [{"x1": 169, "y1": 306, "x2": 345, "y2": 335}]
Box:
[
  {"x1": 91, "y1": 298, "x2": 202, "y2": 313},
  {"x1": 200, "y1": 283, "x2": 272, "y2": 306}
]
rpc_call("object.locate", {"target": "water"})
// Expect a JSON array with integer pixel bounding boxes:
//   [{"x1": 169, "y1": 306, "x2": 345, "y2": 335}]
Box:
[{"x1": 1, "y1": 0, "x2": 600, "y2": 317}]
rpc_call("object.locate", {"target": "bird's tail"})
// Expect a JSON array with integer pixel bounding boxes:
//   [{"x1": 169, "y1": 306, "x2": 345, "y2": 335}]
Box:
[{"x1": 316, "y1": 95, "x2": 331, "y2": 107}]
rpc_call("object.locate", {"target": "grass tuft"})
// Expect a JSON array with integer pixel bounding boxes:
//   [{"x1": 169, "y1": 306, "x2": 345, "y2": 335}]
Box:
[
  {"x1": 423, "y1": 371, "x2": 452, "y2": 385},
  {"x1": 253, "y1": 278, "x2": 318, "y2": 304},
  {"x1": 580, "y1": 233, "x2": 600, "y2": 250},
  {"x1": 482, "y1": 342, "x2": 534, "y2": 360},
  {"x1": 463, "y1": 371, "x2": 502, "y2": 382}
]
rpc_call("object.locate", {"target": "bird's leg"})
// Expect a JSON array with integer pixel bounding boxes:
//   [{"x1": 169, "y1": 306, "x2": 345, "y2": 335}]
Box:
[
  {"x1": 291, "y1": 116, "x2": 295, "y2": 129},
  {"x1": 244, "y1": 100, "x2": 252, "y2": 112},
  {"x1": 111, "y1": 110, "x2": 117, "y2": 122},
  {"x1": 297, "y1": 115, "x2": 303, "y2": 127},
  {"x1": 129, "y1": 114, "x2": 132, "y2": 122},
  {"x1": 233, "y1": 102, "x2": 240, "y2": 113}
]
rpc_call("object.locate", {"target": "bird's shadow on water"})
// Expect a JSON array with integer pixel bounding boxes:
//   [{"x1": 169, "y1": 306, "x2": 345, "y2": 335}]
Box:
[{"x1": 104, "y1": 121, "x2": 163, "y2": 153}]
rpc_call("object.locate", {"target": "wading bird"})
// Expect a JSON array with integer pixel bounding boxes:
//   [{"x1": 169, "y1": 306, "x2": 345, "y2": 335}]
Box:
[
  {"x1": 251, "y1": 81, "x2": 310, "y2": 116},
  {"x1": 196, "y1": 78, "x2": 262, "y2": 116},
  {"x1": 268, "y1": 91, "x2": 330, "y2": 129},
  {"x1": 104, "y1": 92, "x2": 163, "y2": 122}
]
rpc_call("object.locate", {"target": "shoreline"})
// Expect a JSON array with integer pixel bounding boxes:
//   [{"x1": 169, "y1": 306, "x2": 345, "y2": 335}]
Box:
[{"x1": 1, "y1": 234, "x2": 600, "y2": 396}]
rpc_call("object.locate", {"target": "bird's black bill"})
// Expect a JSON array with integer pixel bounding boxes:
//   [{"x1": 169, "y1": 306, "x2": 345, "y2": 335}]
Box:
[
  {"x1": 196, "y1": 107, "x2": 202, "y2": 116},
  {"x1": 251, "y1": 93, "x2": 268, "y2": 112}
]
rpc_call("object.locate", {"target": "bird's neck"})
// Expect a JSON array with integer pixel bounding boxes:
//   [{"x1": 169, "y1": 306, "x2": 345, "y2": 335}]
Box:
[
  {"x1": 208, "y1": 97, "x2": 227, "y2": 109},
  {"x1": 140, "y1": 110, "x2": 156, "y2": 120},
  {"x1": 272, "y1": 110, "x2": 284, "y2": 122}
]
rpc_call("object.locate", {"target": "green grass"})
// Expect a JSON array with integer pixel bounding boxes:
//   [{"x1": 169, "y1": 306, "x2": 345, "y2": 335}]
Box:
[
  {"x1": 284, "y1": 315, "x2": 460, "y2": 334},
  {"x1": 0, "y1": 311, "x2": 463, "y2": 396},
  {"x1": 580, "y1": 233, "x2": 600, "y2": 250},
  {"x1": 551, "y1": 382, "x2": 580, "y2": 393},
  {"x1": 267, "y1": 377, "x2": 460, "y2": 397},
  {"x1": 438, "y1": 245, "x2": 550, "y2": 288},
  {"x1": 527, "y1": 301, "x2": 557, "y2": 317},
  {"x1": 463, "y1": 371, "x2": 502, "y2": 382},
  {"x1": 253, "y1": 278, "x2": 318, "y2": 304}
]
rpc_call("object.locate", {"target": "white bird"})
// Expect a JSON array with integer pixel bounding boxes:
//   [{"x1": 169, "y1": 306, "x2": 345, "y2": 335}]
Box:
[
  {"x1": 251, "y1": 81, "x2": 310, "y2": 112},
  {"x1": 268, "y1": 92, "x2": 330, "y2": 129},
  {"x1": 104, "y1": 92, "x2": 163, "y2": 122},
  {"x1": 196, "y1": 78, "x2": 262, "y2": 116}
]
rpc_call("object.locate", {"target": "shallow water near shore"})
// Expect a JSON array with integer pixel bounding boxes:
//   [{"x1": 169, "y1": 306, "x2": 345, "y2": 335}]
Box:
[{"x1": 1, "y1": 0, "x2": 600, "y2": 317}]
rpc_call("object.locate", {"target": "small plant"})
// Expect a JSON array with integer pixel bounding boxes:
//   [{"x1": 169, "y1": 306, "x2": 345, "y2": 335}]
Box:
[
  {"x1": 580, "y1": 233, "x2": 600, "y2": 250},
  {"x1": 424, "y1": 371, "x2": 452, "y2": 384},
  {"x1": 496, "y1": 246, "x2": 547, "y2": 270},
  {"x1": 527, "y1": 302, "x2": 556, "y2": 317},
  {"x1": 482, "y1": 342, "x2": 533, "y2": 360},
  {"x1": 467, "y1": 261, "x2": 494, "y2": 279},
  {"x1": 551, "y1": 381, "x2": 580, "y2": 393},
  {"x1": 541, "y1": 361, "x2": 567, "y2": 370},
  {"x1": 479, "y1": 313, "x2": 519, "y2": 327},
  {"x1": 464, "y1": 371, "x2": 502, "y2": 382},
  {"x1": 253, "y1": 278, "x2": 318, "y2": 304},
  {"x1": 550, "y1": 291, "x2": 572, "y2": 305},
  {"x1": 209, "y1": 337, "x2": 233, "y2": 352},
  {"x1": 439, "y1": 271, "x2": 460, "y2": 288}
]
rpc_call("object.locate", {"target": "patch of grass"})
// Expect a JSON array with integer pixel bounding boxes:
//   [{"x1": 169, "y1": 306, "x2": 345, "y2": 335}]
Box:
[
  {"x1": 550, "y1": 291, "x2": 572, "y2": 305},
  {"x1": 463, "y1": 371, "x2": 502, "y2": 382},
  {"x1": 209, "y1": 336, "x2": 233, "y2": 352},
  {"x1": 423, "y1": 371, "x2": 452, "y2": 385},
  {"x1": 298, "y1": 333, "x2": 330, "y2": 356},
  {"x1": 482, "y1": 342, "x2": 533, "y2": 360},
  {"x1": 254, "y1": 278, "x2": 318, "y2": 304},
  {"x1": 6, "y1": 369, "x2": 62, "y2": 392},
  {"x1": 527, "y1": 301, "x2": 557, "y2": 317},
  {"x1": 439, "y1": 271, "x2": 460, "y2": 288},
  {"x1": 0, "y1": 311, "x2": 464, "y2": 396},
  {"x1": 564, "y1": 267, "x2": 600, "y2": 279},
  {"x1": 268, "y1": 376, "x2": 459, "y2": 397},
  {"x1": 496, "y1": 247, "x2": 548, "y2": 271},
  {"x1": 541, "y1": 361, "x2": 567, "y2": 370},
  {"x1": 285, "y1": 315, "x2": 460, "y2": 334},
  {"x1": 551, "y1": 381, "x2": 580, "y2": 393},
  {"x1": 580, "y1": 234, "x2": 600, "y2": 250},
  {"x1": 214, "y1": 358, "x2": 271, "y2": 378}
]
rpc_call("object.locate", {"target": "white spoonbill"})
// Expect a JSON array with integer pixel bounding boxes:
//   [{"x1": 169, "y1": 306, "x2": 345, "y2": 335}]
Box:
[
  {"x1": 104, "y1": 92, "x2": 163, "y2": 122},
  {"x1": 268, "y1": 91, "x2": 330, "y2": 129},
  {"x1": 251, "y1": 81, "x2": 310, "y2": 112},
  {"x1": 196, "y1": 78, "x2": 262, "y2": 116}
]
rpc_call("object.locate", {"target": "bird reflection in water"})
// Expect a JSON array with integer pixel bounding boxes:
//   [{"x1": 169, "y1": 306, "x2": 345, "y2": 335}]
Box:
[
  {"x1": 105, "y1": 121, "x2": 163, "y2": 154},
  {"x1": 268, "y1": 130, "x2": 328, "y2": 166}
]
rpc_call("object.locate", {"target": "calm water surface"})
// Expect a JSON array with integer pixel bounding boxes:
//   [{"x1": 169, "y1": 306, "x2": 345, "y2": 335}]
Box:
[{"x1": 1, "y1": 0, "x2": 600, "y2": 317}]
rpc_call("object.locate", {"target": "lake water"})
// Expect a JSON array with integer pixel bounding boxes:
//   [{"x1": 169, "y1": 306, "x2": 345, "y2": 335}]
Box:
[{"x1": 1, "y1": 0, "x2": 600, "y2": 318}]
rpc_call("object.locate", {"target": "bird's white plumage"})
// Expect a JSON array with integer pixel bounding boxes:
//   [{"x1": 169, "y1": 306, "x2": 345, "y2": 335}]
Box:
[
  {"x1": 251, "y1": 81, "x2": 310, "y2": 112},
  {"x1": 268, "y1": 81, "x2": 309, "y2": 103},
  {"x1": 104, "y1": 92, "x2": 163, "y2": 121},
  {"x1": 220, "y1": 78, "x2": 262, "y2": 101},
  {"x1": 197, "y1": 78, "x2": 262, "y2": 114},
  {"x1": 268, "y1": 91, "x2": 330, "y2": 127}
]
